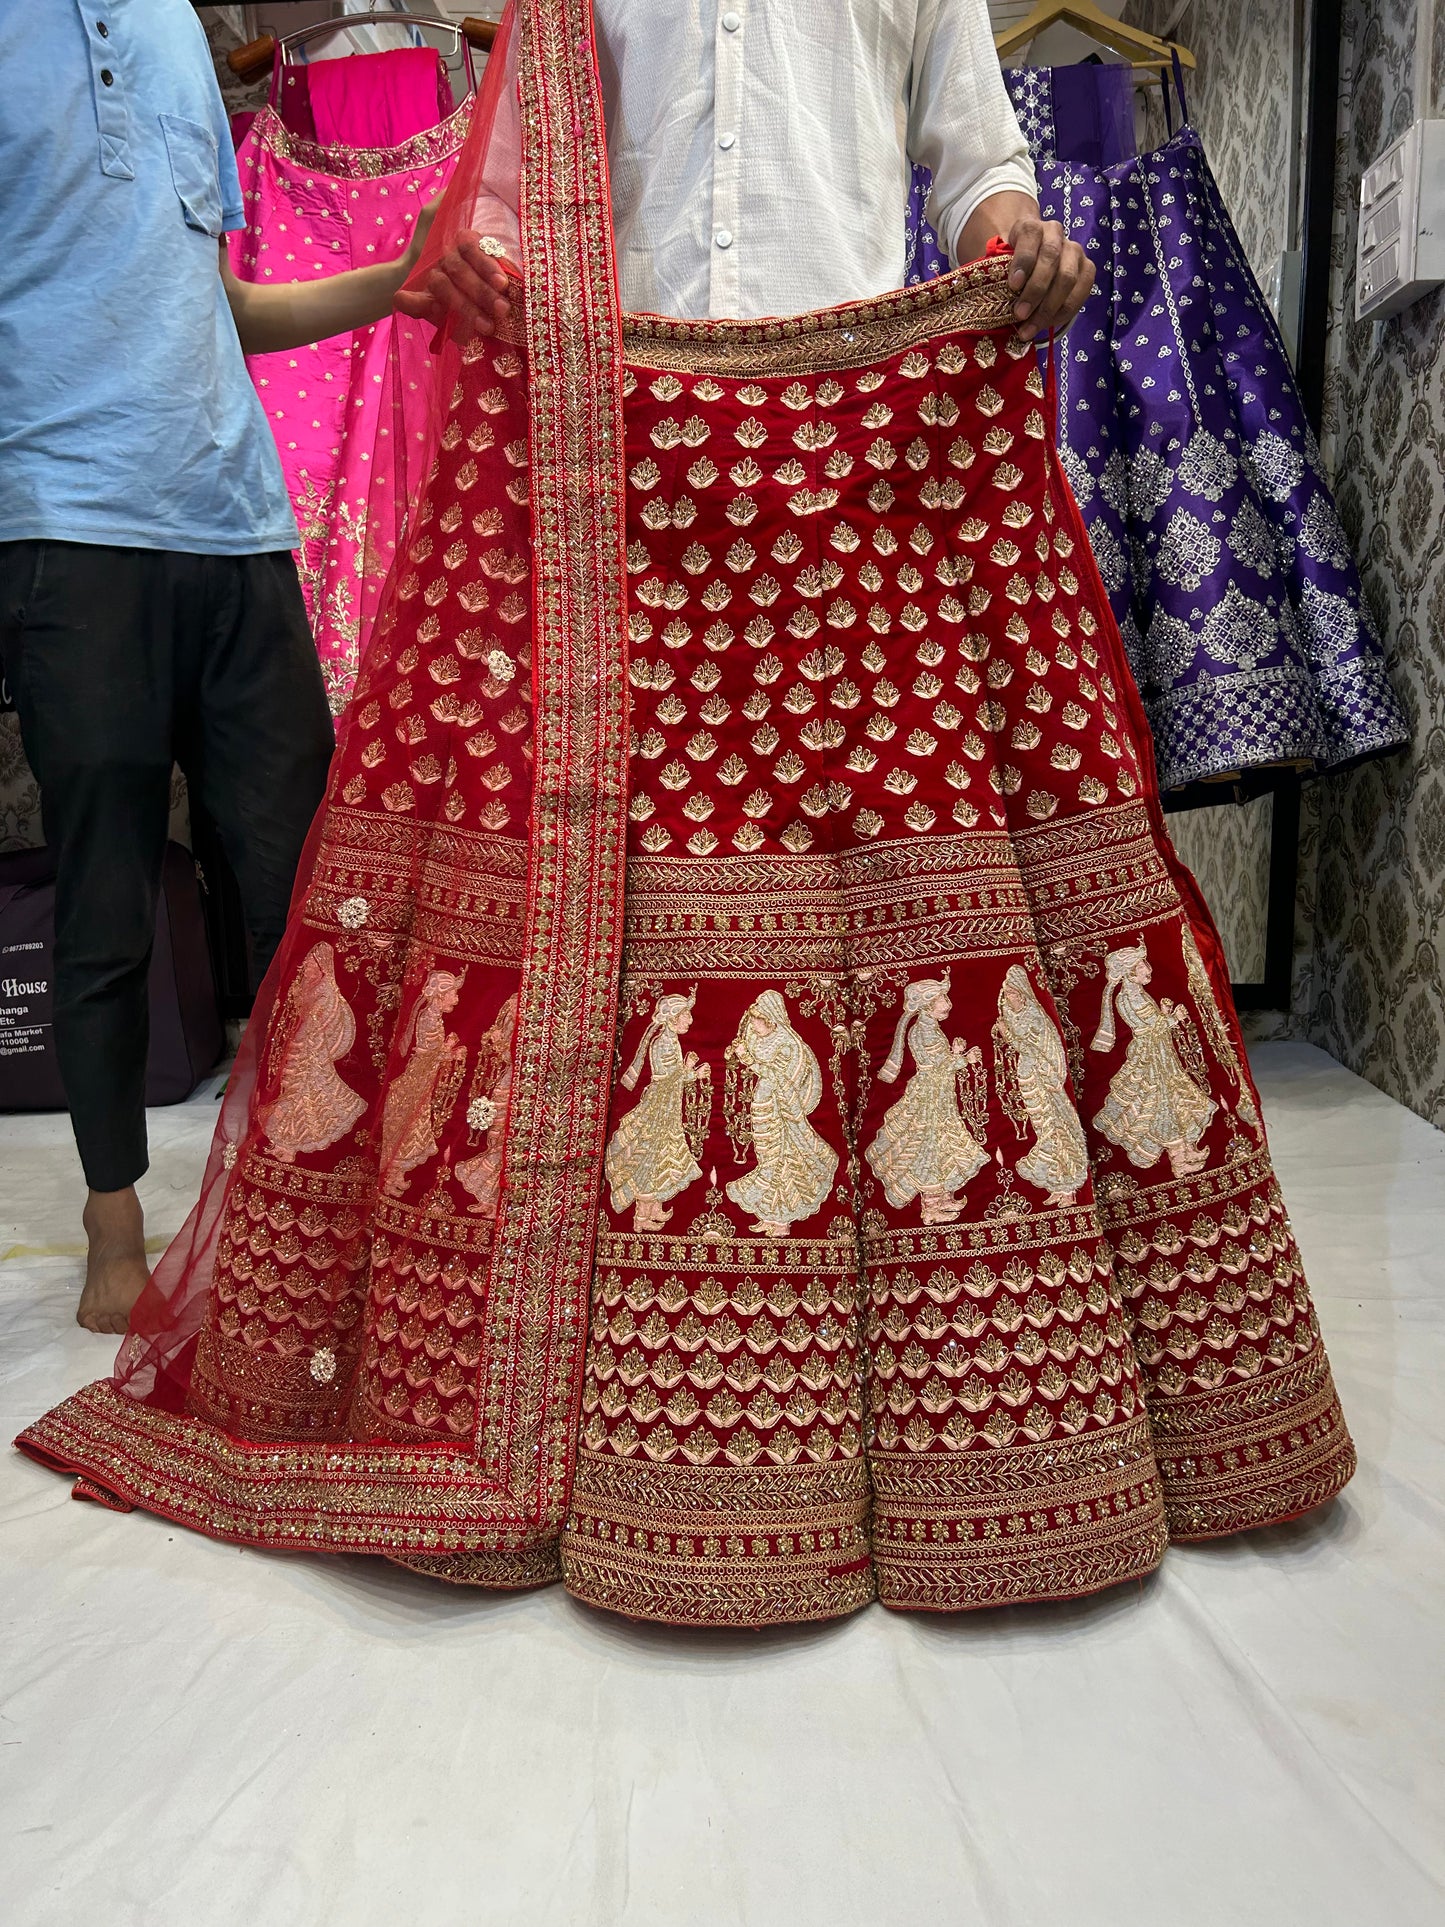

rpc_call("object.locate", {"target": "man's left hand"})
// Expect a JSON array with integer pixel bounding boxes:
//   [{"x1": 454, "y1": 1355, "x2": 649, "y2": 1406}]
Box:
[{"x1": 1005, "y1": 214, "x2": 1095, "y2": 341}]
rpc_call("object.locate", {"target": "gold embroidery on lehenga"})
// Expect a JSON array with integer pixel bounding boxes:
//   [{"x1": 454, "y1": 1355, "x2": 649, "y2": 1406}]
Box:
[
  {"x1": 724, "y1": 993, "x2": 839, "y2": 1235},
  {"x1": 379, "y1": 969, "x2": 468, "y2": 1197},
  {"x1": 455, "y1": 993, "x2": 518, "y2": 1216},
  {"x1": 556, "y1": 295, "x2": 1353, "y2": 1624},
  {"x1": 993, "y1": 964, "x2": 1089, "y2": 1204},
  {"x1": 259, "y1": 943, "x2": 367, "y2": 1163},
  {"x1": 1091, "y1": 943, "x2": 1217, "y2": 1177},
  {"x1": 1179, "y1": 923, "x2": 1263, "y2": 1131},
  {"x1": 606, "y1": 991, "x2": 713, "y2": 1231},
  {"x1": 17, "y1": 160, "x2": 1353, "y2": 1618},
  {"x1": 562, "y1": 1453, "x2": 874, "y2": 1627},
  {"x1": 865, "y1": 976, "x2": 989, "y2": 1223},
  {"x1": 869, "y1": 1418, "x2": 1167, "y2": 1608},
  {"x1": 23, "y1": 1380, "x2": 556, "y2": 1549},
  {"x1": 624, "y1": 261, "x2": 1018, "y2": 376}
]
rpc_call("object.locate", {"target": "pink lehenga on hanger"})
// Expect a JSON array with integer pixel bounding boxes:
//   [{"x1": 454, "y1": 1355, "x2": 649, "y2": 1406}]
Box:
[
  {"x1": 229, "y1": 45, "x2": 473, "y2": 712},
  {"x1": 19, "y1": 3, "x2": 1354, "y2": 1627}
]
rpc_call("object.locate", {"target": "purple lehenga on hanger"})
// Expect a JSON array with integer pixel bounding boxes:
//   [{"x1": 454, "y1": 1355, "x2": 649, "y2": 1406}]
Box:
[{"x1": 909, "y1": 60, "x2": 1408, "y2": 790}]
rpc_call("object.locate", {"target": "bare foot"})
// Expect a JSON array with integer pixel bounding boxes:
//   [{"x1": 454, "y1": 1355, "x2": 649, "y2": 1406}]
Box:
[{"x1": 78, "y1": 1187, "x2": 151, "y2": 1335}]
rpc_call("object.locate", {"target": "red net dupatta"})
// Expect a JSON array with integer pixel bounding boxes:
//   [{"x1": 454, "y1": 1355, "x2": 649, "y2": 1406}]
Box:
[{"x1": 16, "y1": 0, "x2": 634, "y2": 1573}]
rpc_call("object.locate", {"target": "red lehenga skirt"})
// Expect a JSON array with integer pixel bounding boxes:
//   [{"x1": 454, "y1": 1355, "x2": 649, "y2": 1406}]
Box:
[
  {"x1": 16, "y1": 0, "x2": 1352, "y2": 1624},
  {"x1": 18, "y1": 254, "x2": 1354, "y2": 1624}
]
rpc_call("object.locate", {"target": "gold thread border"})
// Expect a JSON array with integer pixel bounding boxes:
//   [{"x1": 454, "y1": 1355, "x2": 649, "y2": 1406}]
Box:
[
  {"x1": 246, "y1": 93, "x2": 476, "y2": 180},
  {"x1": 17, "y1": 1382, "x2": 544, "y2": 1553},
  {"x1": 621, "y1": 258, "x2": 1020, "y2": 375},
  {"x1": 472, "y1": 0, "x2": 633, "y2": 1525}
]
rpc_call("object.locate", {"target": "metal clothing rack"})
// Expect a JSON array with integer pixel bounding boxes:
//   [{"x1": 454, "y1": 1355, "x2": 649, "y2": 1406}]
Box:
[
  {"x1": 191, "y1": 4, "x2": 500, "y2": 84},
  {"x1": 1159, "y1": 0, "x2": 1341, "y2": 1012}
]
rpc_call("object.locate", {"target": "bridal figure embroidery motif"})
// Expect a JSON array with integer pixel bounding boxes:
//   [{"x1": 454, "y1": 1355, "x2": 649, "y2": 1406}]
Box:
[
  {"x1": 866, "y1": 974, "x2": 989, "y2": 1224},
  {"x1": 725, "y1": 991, "x2": 837, "y2": 1237},
  {"x1": 1090, "y1": 942, "x2": 1217, "y2": 1177},
  {"x1": 259, "y1": 942, "x2": 366, "y2": 1163},
  {"x1": 456, "y1": 992, "x2": 518, "y2": 1217},
  {"x1": 605, "y1": 990, "x2": 712, "y2": 1233},
  {"x1": 993, "y1": 964, "x2": 1089, "y2": 1205},
  {"x1": 379, "y1": 968, "x2": 468, "y2": 1198},
  {"x1": 1179, "y1": 925, "x2": 1262, "y2": 1132}
]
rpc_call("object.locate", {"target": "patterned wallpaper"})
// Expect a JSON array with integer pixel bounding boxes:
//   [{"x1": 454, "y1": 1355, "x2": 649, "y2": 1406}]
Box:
[
  {"x1": 1164, "y1": 794, "x2": 1273, "y2": 981},
  {"x1": 1124, "y1": 0, "x2": 1445, "y2": 1130},
  {"x1": 203, "y1": 7, "x2": 270, "y2": 120},
  {"x1": 1307, "y1": 0, "x2": 1445, "y2": 1126},
  {"x1": 1127, "y1": 0, "x2": 1302, "y2": 269}
]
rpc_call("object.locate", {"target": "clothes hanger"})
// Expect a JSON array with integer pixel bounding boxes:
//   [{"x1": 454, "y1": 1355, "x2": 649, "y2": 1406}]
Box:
[
  {"x1": 993, "y1": 0, "x2": 1195, "y2": 73},
  {"x1": 224, "y1": 10, "x2": 499, "y2": 88}
]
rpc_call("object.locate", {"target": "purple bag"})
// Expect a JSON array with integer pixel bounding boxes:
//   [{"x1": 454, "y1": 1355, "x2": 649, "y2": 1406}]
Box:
[{"x1": 0, "y1": 842, "x2": 224, "y2": 1111}]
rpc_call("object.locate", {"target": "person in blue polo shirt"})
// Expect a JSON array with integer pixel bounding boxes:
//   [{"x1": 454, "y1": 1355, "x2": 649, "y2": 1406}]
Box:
[{"x1": 0, "y1": 1, "x2": 443, "y2": 1333}]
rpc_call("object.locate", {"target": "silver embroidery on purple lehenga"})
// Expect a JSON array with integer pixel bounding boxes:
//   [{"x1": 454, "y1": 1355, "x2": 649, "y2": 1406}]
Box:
[{"x1": 907, "y1": 63, "x2": 1408, "y2": 789}]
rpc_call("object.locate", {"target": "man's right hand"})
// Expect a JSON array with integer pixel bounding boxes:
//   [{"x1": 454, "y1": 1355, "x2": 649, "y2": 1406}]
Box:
[{"x1": 393, "y1": 230, "x2": 518, "y2": 340}]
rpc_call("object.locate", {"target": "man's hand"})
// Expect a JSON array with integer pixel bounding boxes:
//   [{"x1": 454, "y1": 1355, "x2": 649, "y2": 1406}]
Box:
[
  {"x1": 959, "y1": 193, "x2": 1097, "y2": 342},
  {"x1": 1004, "y1": 213, "x2": 1095, "y2": 342},
  {"x1": 393, "y1": 229, "x2": 518, "y2": 341}
]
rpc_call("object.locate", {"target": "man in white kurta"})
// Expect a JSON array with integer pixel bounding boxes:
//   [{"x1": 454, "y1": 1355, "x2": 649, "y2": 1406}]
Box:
[{"x1": 405, "y1": 0, "x2": 1093, "y2": 340}]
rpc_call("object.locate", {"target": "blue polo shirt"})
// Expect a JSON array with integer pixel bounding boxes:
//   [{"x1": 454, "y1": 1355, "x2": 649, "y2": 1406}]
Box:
[{"x1": 0, "y1": 0, "x2": 298, "y2": 553}]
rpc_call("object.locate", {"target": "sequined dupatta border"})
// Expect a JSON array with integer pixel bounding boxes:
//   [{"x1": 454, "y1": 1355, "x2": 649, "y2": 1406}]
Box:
[
  {"x1": 473, "y1": 0, "x2": 631, "y2": 1522},
  {"x1": 16, "y1": 0, "x2": 635, "y2": 1559}
]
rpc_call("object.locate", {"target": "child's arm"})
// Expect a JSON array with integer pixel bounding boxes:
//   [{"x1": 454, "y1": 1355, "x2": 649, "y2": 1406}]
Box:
[{"x1": 220, "y1": 200, "x2": 438, "y2": 355}]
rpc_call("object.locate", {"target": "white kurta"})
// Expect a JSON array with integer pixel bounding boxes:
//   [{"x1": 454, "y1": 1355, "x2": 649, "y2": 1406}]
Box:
[{"x1": 593, "y1": 0, "x2": 1036, "y2": 319}]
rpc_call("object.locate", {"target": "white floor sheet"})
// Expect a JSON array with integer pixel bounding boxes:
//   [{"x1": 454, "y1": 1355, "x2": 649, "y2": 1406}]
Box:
[{"x1": 2, "y1": 1043, "x2": 1441, "y2": 1927}]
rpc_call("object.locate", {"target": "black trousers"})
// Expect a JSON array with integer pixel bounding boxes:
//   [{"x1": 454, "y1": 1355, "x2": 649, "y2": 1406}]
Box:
[{"x1": 0, "y1": 542, "x2": 334, "y2": 1192}]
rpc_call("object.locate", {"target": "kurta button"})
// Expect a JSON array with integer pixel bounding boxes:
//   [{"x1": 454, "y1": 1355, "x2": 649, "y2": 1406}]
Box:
[
  {"x1": 100, "y1": 67, "x2": 114, "y2": 84},
  {"x1": 96, "y1": 21, "x2": 109, "y2": 36},
  {"x1": 715, "y1": 229, "x2": 733, "y2": 249},
  {"x1": 721, "y1": 11, "x2": 741, "y2": 30},
  {"x1": 718, "y1": 131, "x2": 737, "y2": 150}
]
